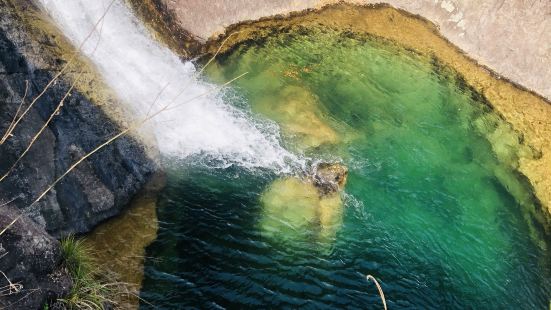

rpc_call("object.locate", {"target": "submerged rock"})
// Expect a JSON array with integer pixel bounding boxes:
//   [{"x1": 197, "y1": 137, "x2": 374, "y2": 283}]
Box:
[
  {"x1": 83, "y1": 174, "x2": 164, "y2": 309},
  {"x1": 311, "y1": 162, "x2": 348, "y2": 196},
  {"x1": 257, "y1": 85, "x2": 338, "y2": 150},
  {"x1": 259, "y1": 162, "x2": 348, "y2": 244}
]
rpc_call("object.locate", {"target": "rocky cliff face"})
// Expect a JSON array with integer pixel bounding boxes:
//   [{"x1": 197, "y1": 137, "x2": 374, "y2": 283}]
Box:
[
  {"x1": 0, "y1": 0, "x2": 158, "y2": 237},
  {"x1": 0, "y1": 205, "x2": 71, "y2": 309},
  {"x1": 0, "y1": 1, "x2": 159, "y2": 307}
]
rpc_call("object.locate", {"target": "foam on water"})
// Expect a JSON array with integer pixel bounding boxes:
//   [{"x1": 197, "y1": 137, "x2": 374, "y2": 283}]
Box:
[{"x1": 37, "y1": 0, "x2": 301, "y2": 172}]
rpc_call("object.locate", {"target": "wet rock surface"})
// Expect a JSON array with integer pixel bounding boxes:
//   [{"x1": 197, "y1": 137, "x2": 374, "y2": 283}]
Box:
[
  {"x1": 0, "y1": 2, "x2": 159, "y2": 305},
  {"x1": 0, "y1": 1, "x2": 158, "y2": 236},
  {"x1": 311, "y1": 162, "x2": 348, "y2": 196},
  {"x1": 0, "y1": 205, "x2": 71, "y2": 309},
  {"x1": 259, "y1": 162, "x2": 348, "y2": 244}
]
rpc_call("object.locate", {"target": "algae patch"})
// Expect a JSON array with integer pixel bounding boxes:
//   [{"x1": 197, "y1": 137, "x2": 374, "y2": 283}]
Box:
[
  {"x1": 260, "y1": 177, "x2": 343, "y2": 243},
  {"x1": 257, "y1": 85, "x2": 338, "y2": 150},
  {"x1": 204, "y1": 3, "x2": 551, "y2": 233},
  {"x1": 84, "y1": 185, "x2": 160, "y2": 308},
  {"x1": 260, "y1": 163, "x2": 348, "y2": 244}
]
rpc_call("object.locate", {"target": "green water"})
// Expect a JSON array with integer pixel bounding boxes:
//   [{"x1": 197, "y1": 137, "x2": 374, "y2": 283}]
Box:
[{"x1": 140, "y1": 29, "x2": 550, "y2": 308}]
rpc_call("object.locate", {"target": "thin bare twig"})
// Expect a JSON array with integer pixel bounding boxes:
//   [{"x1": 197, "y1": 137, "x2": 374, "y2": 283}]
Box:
[
  {"x1": 145, "y1": 83, "x2": 170, "y2": 118},
  {"x1": 0, "y1": 215, "x2": 21, "y2": 237},
  {"x1": 2, "y1": 288, "x2": 39, "y2": 308},
  {"x1": 164, "y1": 72, "x2": 247, "y2": 112},
  {"x1": 366, "y1": 274, "x2": 387, "y2": 310},
  {"x1": 0, "y1": 80, "x2": 29, "y2": 145},
  {"x1": 0, "y1": 6, "x2": 107, "y2": 183},
  {"x1": 0, "y1": 271, "x2": 22, "y2": 297},
  {"x1": 166, "y1": 31, "x2": 240, "y2": 108},
  {"x1": 0, "y1": 74, "x2": 81, "y2": 183},
  {"x1": 198, "y1": 31, "x2": 240, "y2": 76},
  {"x1": 1, "y1": 0, "x2": 116, "y2": 144},
  {"x1": 31, "y1": 71, "x2": 247, "y2": 207},
  {"x1": 0, "y1": 197, "x2": 18, "y2": 208}
]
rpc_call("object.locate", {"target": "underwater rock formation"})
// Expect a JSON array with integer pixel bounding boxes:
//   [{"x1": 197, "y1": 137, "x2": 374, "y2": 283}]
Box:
[
  {"x1": 199, "y1": 3, "x2": 551, "y2": 233},
  {"x1": 127, "y1": 0, "x2": 551, "y2": 232},
  {"x1": 257, "y1": 85, "x2": 338, "y2": 150},
  {"x1": 83, "y1": 174, "x2": 163, "y2": 309},
  {"x1": 260, "y1": 162, "x2": 348, "y2": 244}
]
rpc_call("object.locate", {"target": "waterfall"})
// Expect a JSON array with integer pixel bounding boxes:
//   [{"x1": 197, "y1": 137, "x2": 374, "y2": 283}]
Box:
[{"x1": 36, "y1": 0, "x2": 301, "y2": 172}]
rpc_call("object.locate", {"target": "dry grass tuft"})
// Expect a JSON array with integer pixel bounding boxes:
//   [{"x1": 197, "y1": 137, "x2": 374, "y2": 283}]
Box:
[{"x1": 58, "y1": 235, "x2": 143, "y2": 309}]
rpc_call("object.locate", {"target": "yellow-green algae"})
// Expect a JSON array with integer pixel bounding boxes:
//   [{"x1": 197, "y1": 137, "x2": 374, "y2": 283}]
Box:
[
  {"x1": 260, "y1": 177, "x2": 344, "y2": 244},
  {"x1": 142, "y1": 26, "x2": 551, "y2": 305},
  {"x1": 203, "y1": 3, "x2": 551, "y2": 233},
  {"x1": 256, "y1": 85, "x2": 339, "y2": 150},
  {"x1": 158, "y1": 23, "x2": 550, "y2": 307},
  {"x1": 84, "y1": 183, "x2": 160, "y2": 308}
]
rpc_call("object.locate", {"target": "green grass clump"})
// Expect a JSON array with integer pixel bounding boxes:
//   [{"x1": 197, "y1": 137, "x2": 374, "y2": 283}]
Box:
[{"x1": 58, "y1": 236, "x2": 116, "y2": 309}]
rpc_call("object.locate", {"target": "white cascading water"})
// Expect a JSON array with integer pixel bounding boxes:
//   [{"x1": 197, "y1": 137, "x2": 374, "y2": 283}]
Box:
[{"x1": 37, "y1": 0, "x2": 301, "y2": 172}]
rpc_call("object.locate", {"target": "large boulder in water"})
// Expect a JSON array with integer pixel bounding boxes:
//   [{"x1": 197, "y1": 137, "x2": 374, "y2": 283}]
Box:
[
  {"x1": 256, "y1": 86, "x2": 339, "y2": 150},
  {"x1": 311, "y1": 162, "x2": 348, "y2": 196}
]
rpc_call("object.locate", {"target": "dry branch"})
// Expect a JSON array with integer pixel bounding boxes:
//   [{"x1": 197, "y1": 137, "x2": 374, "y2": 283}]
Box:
[
  {"x1": 0, "y1": 0, "x2": 116, "y2": 145},
  {"x1": 0, "y1": 74, "x2": 81, "y2": 183},
  {"x1": 0, "y1": 4, "x2": 107, "y2": 183},
  {"x1": 0, "y1": 271, "x2": 22, "y2": 297},
  {"x1": 166, "y1": 31, "x2": 240, "y2": 107},
  {"x1": 0, "y1": 215, "x2": 21, "y2": 237},
  {"x1": 366, "y1": 274, "x2": 387, "y2": 310},
  {"x1": 0, "y1": 80, "x2": 29, "y2": 145}
]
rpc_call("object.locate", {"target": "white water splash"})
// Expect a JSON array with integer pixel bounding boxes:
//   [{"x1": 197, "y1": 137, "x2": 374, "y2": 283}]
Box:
[{"x1": 37, "y1": 0, "x2": 302, "y2": 172}]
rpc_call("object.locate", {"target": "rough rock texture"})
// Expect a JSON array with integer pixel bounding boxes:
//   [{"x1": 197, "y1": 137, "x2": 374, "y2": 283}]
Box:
[
  {"x1": 158, "y1": 0, "x2": 550, "y2": 100},
  {"x1": 312, "y1": 163, "x2": 348, "y2": 196},
  {"x1": 0, "y1": 1, "x2": 159, "y2": 306},
  {"x1": 0, "y1": 0, "x2": 158, "y2": 236},
  {"x1": 0, "y1": 205, "x2": 71, "y2": 309}
]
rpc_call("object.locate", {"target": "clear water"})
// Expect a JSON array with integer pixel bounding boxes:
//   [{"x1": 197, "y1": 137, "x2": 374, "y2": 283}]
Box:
[{"x1": 140, "y1": 29, "x2": 550, "y2": 308}]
